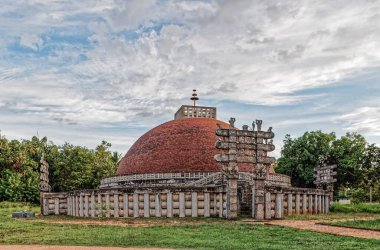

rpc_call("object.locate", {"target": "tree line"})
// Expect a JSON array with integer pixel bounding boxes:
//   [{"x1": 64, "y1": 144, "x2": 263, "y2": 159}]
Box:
[
  {"x1": 0, "y1": 136, "x2": 120, "y2": 203},
  {"x1": 275, "y1": 131, "x2": 380, "y2": 202},
  {"x1": 0, "y1": 131, "x2": 378, "y2": 204}
]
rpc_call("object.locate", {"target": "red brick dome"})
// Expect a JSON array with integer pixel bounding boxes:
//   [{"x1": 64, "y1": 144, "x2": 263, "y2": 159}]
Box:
[{"x1": 116, "y1": 118, "x2": 231, "y2": 175}]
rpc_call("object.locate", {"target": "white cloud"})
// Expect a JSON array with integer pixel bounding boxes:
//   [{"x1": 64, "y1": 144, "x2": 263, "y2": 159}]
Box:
[
  {"x1": 19, "y1": 34, "x2": 42, "y2": 50},
  {"x1": 339, "y1": 107, "x2": 380, "y2": 135},
  {"x1": 1, "y1": 0, "x2": 380, "y2": 152}
]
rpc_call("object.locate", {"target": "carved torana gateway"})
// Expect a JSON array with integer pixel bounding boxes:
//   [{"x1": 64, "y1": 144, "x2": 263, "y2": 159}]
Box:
[{"x1": 41, "y1": 91, "x2": 332, "y2": 219}]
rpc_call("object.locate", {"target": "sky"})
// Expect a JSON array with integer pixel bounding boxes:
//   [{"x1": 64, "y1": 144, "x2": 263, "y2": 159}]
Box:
[{"x1": 0, "y1": 0, "x2": 380, "y2": 158}]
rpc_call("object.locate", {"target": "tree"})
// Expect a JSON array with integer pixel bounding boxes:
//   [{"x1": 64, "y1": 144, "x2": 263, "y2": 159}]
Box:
[
  {"x1": 0, "y1": 134, "x2": 120, "y2": 202},
  {"x1": 331, "y1": 133, "x2": 366, "y2": 190},
  {"x1": 276, "y1": 131, "x2": 380, "y2": 202},
  {"x1": 275, "y1": 131, "x2": 336, "y2": 188},
  {"x1": 361, "y1": 144, "x2": 380, "y2": 202}
]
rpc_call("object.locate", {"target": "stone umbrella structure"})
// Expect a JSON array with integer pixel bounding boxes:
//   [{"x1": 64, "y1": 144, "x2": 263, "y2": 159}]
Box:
[{"x1": 41, "y1": 91, "x2": 333, "y2": 219}]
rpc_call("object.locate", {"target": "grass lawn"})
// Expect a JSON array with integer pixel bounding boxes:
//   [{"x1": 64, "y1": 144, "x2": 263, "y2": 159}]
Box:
[
  {"x1": 0, "y1": 202, "x2": 379, "y2": 250},
  {"x1": 285, "y1": 203, "x2": 380, "y2": 221},
  {"x1": 331, "y1": 203, "x2": 380, "y2": 214},
  {"x1": 285, "y1": 212, "x2": 380, "y2": 221},
  {"x1": 323, "y1": 219, "x2": 380, "y2": 231}
]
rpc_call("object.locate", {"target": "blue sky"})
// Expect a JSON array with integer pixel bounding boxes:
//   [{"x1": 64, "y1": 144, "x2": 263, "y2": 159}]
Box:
[{"x1": 0, "y1": 0, "x2": 380, "y2": 157}]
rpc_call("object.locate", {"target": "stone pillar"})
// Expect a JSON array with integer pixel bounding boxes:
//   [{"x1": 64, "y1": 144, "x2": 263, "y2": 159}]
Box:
[
  {"x1": 79, "y1": 194, "x2": 83, "y2": 217},
  {"x1": 91, "y1": 192, "x2": 95, "y2": 217},
  {"x1": 226, "y1": 177, "x2": 238, "y2": 219},
  {"x1": 133, "y1": 193, "x2": 139, "y2": 218},
  {"x1": 123, "y1": 193, "x2": 129, "y2": 218},
  {"x1": 114, "y1": 193, "x2": 119, "y2": 218},
  {"x1": 84, "y1": 194, "x2": 89, "y2": 217},
  {"x1": 54, "y1": 198, "x2": 59, "y2": 215},
  {"x1": 265, "y1": 192, "x2": 271, "y2": 219},
  {"x1": 314, "y1": 195, "x2": 318, "y2": 214},
  {"x1": 213, "y1": 193, "x2": 217, "y2": 216},
  {"x1": 321, "y1": 195, "x2": 325, "y2": 213},
  {"x1": 218, "y1": 192, "x2": 223, "y2": 218},
  {"x1": 70, "y1": 196, "x2": 74, "y2": 217},
  {"x1": 295, "y1": 193, "x2": 300, "y2": 215},
  {"x1": 287, "y1": 193, "x2": 293, "y2": 216},
  {"x1": 97, "y1": 193, "x2": 101, "y2": 217},
  {"x1": 275, "y1": 193, "x2": 283, "y2": 219},
  {"x1": 70, "y1": 196, "x2": 75, "y2": 216},
  {"x1": 105, "y1": 193, "x2": 110, "y2": 218},
  {"x1": 179, "y1": 192, "x2": 185, "y2": 218},
  {"x1": 204, "y1": 193, "x2": 210, "y2": 217},
  {"x1": 67, "y1": 197, "x2": 70, "y2": 216},
  {"x1": 191, "y1": 192, "x2": 198, "y2": 217},
  {"x1": 71, "y1": 196, "x2": 75, "y2": 216},
  {"x1": 75, "y1": 196, "x2": 79, "y2": 216},
  {"x1": 251, "y1": 184, "x2": 255, "y2": 218},
  {"x1": 167, "y1": 192, "x2": 173, "y2": 218},
  {"x1": 325, "y1": 195, "x2": 329, "y2": 213},
  {"x1": 155, "y1": 194, "x2": 161, "y2": 217},
  {"x1": 253, "y1": 179, "x2": 265, "y2": 220},
  {"x1": 72, "y1": 196, "x2": 75, "y2": 216},
  {"x1": 309, "y1": 194, "x2": 313, "y2": 214},
  {"x1": 67, "y1": 197, "x2": 71, "y2": 216},
  {"x1": 302, "y1": 194, "x2": 307, "y2": 214},
  {"x1": 144, "y1": 193, "x2": 149, "y2": 218}
]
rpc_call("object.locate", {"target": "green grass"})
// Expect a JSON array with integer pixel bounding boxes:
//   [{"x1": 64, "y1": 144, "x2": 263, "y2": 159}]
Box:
[
  {"x1": 324, "y1": 219, "x2": 380, "y2": 231},
  {"x1": 331, "y1": 203, "x2": 380, "y2": 214},
  {"x1": 285, "y1": 212, "x2": 380, "y2": 221},
  {"x1": 0, "y1": 202, "x2": 379, "y2": 249}
]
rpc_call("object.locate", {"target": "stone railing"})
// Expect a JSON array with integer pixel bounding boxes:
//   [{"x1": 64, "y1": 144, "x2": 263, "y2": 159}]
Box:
[
  {"x1": 100, "y1": 172, "x2": 213, "y2": 188},
  {"x1": 100, "y1": 172, "x2": 292, "y2": 188},
  {"x1": 188, "y1": 172, "x2": 224, "y2": 186},
  {"x1": 262, "y1": 188, "x2": 330, "y2": 219},
  {"x1": 42, "y1": 182, "x2": 330, "y2": 219},
  {"x1": 265, "y1": 173, "x2": 291, "y2": 187},
  {"x1": 43, "y1": 189, "x2": 227, "y2": 218},
  {"x1": 41, "y1": 192, "x2": 68, "y2": 215}
]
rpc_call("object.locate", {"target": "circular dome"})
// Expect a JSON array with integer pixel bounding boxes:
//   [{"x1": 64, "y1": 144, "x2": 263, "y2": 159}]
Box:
[{"x1": 116, "y1": 118, "x2": 231, "y2": 175}]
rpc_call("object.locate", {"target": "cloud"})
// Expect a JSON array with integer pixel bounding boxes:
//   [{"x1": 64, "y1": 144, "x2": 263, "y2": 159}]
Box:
[
  {"x1": 0, "y1": 0, "x2": 380, "y2": 153},
  {"x1": 339, "y1": 107, "x2": 380, "y2": 135},
  {"x1": 19, "y1": 34, "x2": 43, "y2": 51}
]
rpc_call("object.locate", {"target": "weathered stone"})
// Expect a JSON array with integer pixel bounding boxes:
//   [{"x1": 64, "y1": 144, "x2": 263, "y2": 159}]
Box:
[
  {"x1": 287, "y1": 193, "x2": 293, "y2": 216},
  {"x1": 179, "y1": 192, "x2": 185, "y2": 218},
  {"x1": 123, "y1": 193, "x2": 128, "y2": 218},
  {"x1": 105, "y1": 193, "x2": 110, "y2": 218},
  {"x1": 204, "y1": 193, "x2": 210, "y2": 217},
  {"x1": 275, "y1": 193, "x2": 282, "y2": 219},
  {"x1": 12, "y1": 212, "x2": 35, "y2": 218},
  {"x1": 133, "y1": 193, "x2": 139, "y2": 218},
  {"x1": 144, "y1": 193, "x2": 149, "y2": 218},
  {"x1": 167, "y1": 192, "x2": 173, "y2": 218},
  {"x1": 155, "y1": 194, "x2": 161, "y2": 217},
  {"x1": 114, "y1": 193, "x2": 119, "y2": 218},
  {"x1": 265, "y1": 192, "x2": 271, "y2": 219},
  {"x1": 295, "y1": 193, "x2": 300, "y2": 215},
  {"x1": 303, "y1": 194, "x2": 307, "y2": 214},
  {"x1": 91, "y1": 193, "x2": 95, "y2": 217}
]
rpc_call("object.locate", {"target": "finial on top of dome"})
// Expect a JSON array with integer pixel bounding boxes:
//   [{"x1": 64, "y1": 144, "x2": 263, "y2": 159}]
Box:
[{"x1": 190, "y1": 89, "x2": 199, "y2": 107}]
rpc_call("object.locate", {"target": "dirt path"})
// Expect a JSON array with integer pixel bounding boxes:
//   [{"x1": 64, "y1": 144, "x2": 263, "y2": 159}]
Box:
[
  {"x1": 265, "y1": 220, "x2": 380, "y2": 240},
  {"x1": 0, "y1": 246, "x2": 172, "y2": 250}
]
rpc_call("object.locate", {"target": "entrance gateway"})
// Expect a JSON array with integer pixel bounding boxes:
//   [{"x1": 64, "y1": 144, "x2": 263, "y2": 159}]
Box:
[{"x1": 41, "y1": 91, "x2": 332, "y2": 219}]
